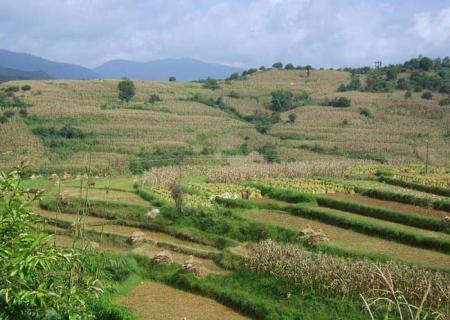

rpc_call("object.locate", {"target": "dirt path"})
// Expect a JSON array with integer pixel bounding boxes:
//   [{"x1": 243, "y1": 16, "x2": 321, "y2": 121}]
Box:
[
  {"x1": 116, "y1": 281, "x2": 250, "y2": 320},
  {"x1": 326, "y1": 193, "x2": 449, "y2": 218},
  {"x1": 245, "y1": 210, "x2": 450, "y2": 269}
]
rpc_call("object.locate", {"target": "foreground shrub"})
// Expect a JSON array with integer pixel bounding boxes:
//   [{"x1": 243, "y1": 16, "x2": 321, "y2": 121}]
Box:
[
  {"x1": 0, "y1": 164, "x2": 103, "y2": 319},
  {"x1": 246, "y1": 240, "x2": 450, "y2": 314}
]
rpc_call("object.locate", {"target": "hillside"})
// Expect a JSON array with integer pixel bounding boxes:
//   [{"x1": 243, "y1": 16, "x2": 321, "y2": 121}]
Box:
[
  {"x1": 0, "y1": 49, "x2": 99, "y2": 79},
  {"x1": 95, "y1": 58, "x2": 243, "y2": 81},
  {"x1": 0, "y1": 66, "x2": 52, "y2": 82},
  {"x1": 0, "y1": 68, "x2": 449, "y2": 172}
]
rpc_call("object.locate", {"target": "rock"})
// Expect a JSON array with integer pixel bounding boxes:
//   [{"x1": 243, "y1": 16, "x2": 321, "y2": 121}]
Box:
[{"x1": 128, "y1": 231, "x2": 145, "y2": 245}]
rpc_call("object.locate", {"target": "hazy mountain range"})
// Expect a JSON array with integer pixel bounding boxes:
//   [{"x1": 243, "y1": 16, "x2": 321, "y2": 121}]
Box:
[{"x1": 0, "y1": 49, "x2": 242, "y2": 82}]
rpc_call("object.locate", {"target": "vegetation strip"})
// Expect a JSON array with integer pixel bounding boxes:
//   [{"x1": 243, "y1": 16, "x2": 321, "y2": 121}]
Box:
[
  {"x1": 316, "y1": 196, "x2": 450, "y2": 234},
  {"x1": 243, "y1": 181, "x2": 316, "y2": 203},
  {"x1": 356, "y1": 187, "x2": 450, "y2": 213},
  {"x1": 285, "y1": 204, "x2": 450, "y2": 254},
  {"x1": 378, "y1": 175, "x2": 450, "y2": 197}
]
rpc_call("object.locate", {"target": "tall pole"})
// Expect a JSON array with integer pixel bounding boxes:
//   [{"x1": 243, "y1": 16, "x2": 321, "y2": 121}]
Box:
[{"x1": 425, "y1": 140, "x2": 429, "y2": 175}]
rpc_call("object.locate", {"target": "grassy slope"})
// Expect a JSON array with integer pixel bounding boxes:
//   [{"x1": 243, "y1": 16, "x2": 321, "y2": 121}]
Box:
[{"x1": 1, "y1": 68, "x2": 449, "y2": 171}]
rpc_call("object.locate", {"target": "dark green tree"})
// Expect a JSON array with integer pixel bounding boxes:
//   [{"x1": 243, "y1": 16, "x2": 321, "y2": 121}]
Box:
[
  {"x1": 272, "y1": 62, "x2": 283, "y2": 69},
  {"x1": 270, "y1": 90, "x2": 294, "y2": 111},
  {"x1": 118, "y1": 79, "x2": 135, "y2": 102}
]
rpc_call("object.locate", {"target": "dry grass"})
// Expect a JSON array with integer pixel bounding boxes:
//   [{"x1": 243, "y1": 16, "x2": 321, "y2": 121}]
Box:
[
  {"x1": 1, "y1": 68, "x2": 449, "y2": 171},
  {"x1": 116, "y1": 281, "x2": 249, "y2": 320},
  {"x1": 247, "y1": 240, "x2": 450, "y2": 312}
]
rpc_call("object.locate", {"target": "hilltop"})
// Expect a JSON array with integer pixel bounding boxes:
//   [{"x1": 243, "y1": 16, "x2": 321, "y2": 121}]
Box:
[{"x1": 0, "y1": 65, "x2": 449, "y2": 172}]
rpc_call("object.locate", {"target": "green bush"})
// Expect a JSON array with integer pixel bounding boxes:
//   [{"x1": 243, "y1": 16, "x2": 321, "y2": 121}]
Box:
[
  {"x1": 378, "y1": 175, "x2": 450, "y2": 197},
  {"x1": 359, "y1": 107, "x2": 373, "y2": 118},
  {"x1": 202, "y1": 77, "x2": 220, "y2": 90},
  {"x1": 421, "y1": 91, "x2": 433, "y2": 99},
  {"x1": 21, "y1": 85, "x2": 31, "y2": 91},
  {"x1": 258, "y1": 144, "x2": 279, "y2": 163},
  {"x1": 244, "y1": 181, "x2": 316, "y2": 204},
  {"x1": 356, "y1": 187, "x2": 433, "y2": 208},
  {"x1": 169, "y1": 76, "x2": 176, "y2": 82},
  {"x1": 270, "y1": 90, "x2": 295, "y2": 111},
  {"x1": 148, "y1": 94, "x2": 161, "y2": 104},
  {"x1": 323, "y1": 97, "x2": 351, "y2": 108},
  {"x1": 439, "y1": 98, "x2": 450, "y2": 106}
]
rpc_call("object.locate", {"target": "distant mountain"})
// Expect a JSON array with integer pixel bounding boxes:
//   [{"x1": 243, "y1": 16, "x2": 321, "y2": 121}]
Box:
[
  {"x1": 0, "y1": 66, "x2": 52, "y2": 82},
  {"x1": 0, "y1": 49, "x2": 99, "y2": 80},
  {"x1": 95, "y1": 58, "x2": 243, "y2": 81}
]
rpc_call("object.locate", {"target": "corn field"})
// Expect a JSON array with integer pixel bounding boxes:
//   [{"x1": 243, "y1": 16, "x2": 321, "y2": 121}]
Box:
[{"x1": 246, "y1": 240, "x2": 450, "y2": 314}]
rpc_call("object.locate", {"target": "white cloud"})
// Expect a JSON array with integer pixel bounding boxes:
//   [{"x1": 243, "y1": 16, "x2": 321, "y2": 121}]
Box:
[
  {"x1": 0, "y1": 0, "x2": 449, "y2": 68},
  {"x1": 413, "y1": 7, "x2": 450, "y2": 46}
]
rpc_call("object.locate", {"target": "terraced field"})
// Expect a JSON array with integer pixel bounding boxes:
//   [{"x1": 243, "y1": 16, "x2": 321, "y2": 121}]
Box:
[
  {"x1": 116, "y1": 281, "x2": 249, "y2": 320},
  {"x1": 18, "y1": 162, "x2": 450, "y2": 318},
  {"x1": 244, "y1": 209, "x2": 450, "y2": 269}
]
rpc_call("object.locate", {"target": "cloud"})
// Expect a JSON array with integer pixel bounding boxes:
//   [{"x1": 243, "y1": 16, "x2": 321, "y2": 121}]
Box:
[
  {"x1": 413, "y1": 7, "x2": 450, "y2": 46},
  {"x1": 0, "y1": 0, "x2": 449, "y2": 68}
]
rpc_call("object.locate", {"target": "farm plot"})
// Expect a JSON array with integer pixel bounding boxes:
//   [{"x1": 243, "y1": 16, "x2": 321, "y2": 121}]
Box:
[
  {"x1": 326, "y1": 193, "x2": 449, "y2": 219},
  {"x1": 62, "y1": 187, "x2": 149, "y2": 206},
  {"x1": 116, "y1": 281, "x2": 250, "y2": 320},
  {"x1": 245, "y1": 210, "x2": 450, "y2": 269}
]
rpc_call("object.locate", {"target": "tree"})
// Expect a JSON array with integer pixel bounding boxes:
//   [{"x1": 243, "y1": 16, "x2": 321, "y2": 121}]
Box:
[
  {"x1": 306, "y1": 65, "x2": 312, "y2": 77},
  {"x1": 270, "y1": 90, "x2": 294, "y2": 111},
  {"x1": 386, "y1": 67, "x2": 398, "y2": 80},
  {"x1": 288, "y1": 113, "x2": 297, "y2": 123},
  {"x1": 284, "y1": 63, "x2": 295, "y2": 70},
  {"x1": 118, "y1": 79, "x2": 135, "y2": 102},
  {"x1": 227, "y1": 72, "x2": 240, "y2": 81},
  {"x1": 419, "y1": 57, "x2": 433, "y2": 71},
  {"x1": 169, "y1": 76, "x2": 176, "y2": 82},
  {"x1": 202, "y1": 77, "x2": 220, "y2": 90},
  {"x1": 272, "y1": 62, "x2": 283, "y2": 69}
]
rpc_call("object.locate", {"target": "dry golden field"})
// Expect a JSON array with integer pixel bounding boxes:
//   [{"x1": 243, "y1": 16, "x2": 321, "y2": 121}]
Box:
[{"x1": 1, "y1": 68, "x2": 449, "y2": 172}]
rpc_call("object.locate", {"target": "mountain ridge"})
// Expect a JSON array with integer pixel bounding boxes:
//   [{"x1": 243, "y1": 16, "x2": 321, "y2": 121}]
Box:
[{"x1": 0, "y1": 49, "x2": 242, "y2": 81}]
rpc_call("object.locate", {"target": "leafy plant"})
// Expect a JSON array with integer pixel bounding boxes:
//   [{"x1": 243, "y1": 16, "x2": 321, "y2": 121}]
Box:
[{"x1": 0, "y1": 163, "x2": 102, "y2": 319}]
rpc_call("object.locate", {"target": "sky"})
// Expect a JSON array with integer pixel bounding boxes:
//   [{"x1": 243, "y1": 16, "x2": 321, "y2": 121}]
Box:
[{"x1": 1, "y1": 0, "x2": 449, "y2": 69}]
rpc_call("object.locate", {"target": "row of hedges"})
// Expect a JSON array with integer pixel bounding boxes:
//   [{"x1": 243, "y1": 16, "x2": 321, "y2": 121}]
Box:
[
  {"x1": 356, "y1": 187, "x2": 450, "y2": 213},
  {"x1": 243, "y1": 181, "x2": 316, "y2": 203},
  {"x1": 286, "y1": 204, "x2": 450, "y2": 254},
  {"x1": 378, "y1": 175, "x2": 450, "y2": 197},
  {"x1": 316, "y1": 196, "x2": 450, "y2": 234}
]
